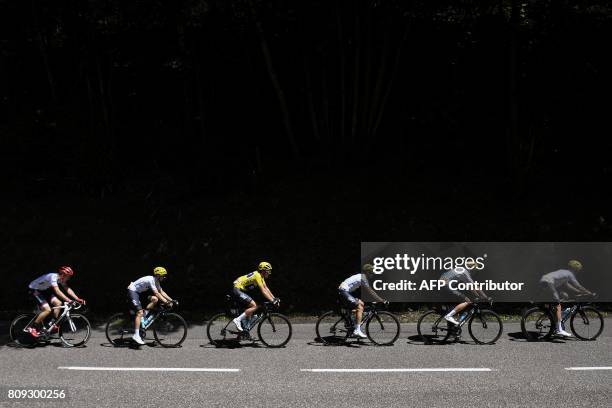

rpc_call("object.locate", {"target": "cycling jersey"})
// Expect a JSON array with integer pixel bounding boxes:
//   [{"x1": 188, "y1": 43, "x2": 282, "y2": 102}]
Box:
[
  {"x1": 233, "y1": 271, "x2": 265, "y2": 291},
  {"x1": 127, "y1": 276, "x2": 161, "y2": 293},
  {"x1": 440, "y1": 267, "x2": 475, "y2": 284},
  {"x1": 29, "y1": 273, "x2": 60, "y2": 290},
  {"x1": 540, "y1": 269, "x2": 580, "y2": 289},
  {"x1": 339, "y1": 274, "x2": 370, "y2": 293}
]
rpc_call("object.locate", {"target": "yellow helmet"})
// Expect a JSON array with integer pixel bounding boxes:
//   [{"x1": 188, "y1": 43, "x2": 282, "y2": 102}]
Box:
[
  {"x1": 258, "y1": 262, "x2": 272, "y2": 272},
  {"x1": 568, "y1": 260, "x2": 582, "y2": 271},
  {"x1": 362, "y1": 264, "x2": 374, "y2": 274},
  {"x1": 153, "y1": 266, "x2": 168, "y2": 277}
]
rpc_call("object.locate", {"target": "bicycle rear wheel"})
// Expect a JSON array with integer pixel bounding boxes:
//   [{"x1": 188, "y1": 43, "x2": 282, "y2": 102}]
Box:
[
  {"x1": 417, "y1": 310, "x2": 451, "y2": 343},
  {"x1": 366, "y1": 311, "x2": 400, "y2": 345},
  {"x1": 468, "y1": 310, "x2": 503, "y2": 345},
  {"x1": 521, "y1": 307, "x2": 554, "y2": 341},
  {"x1": 257, "y1": 313, "x2": 292, "y2": 348},
  {"x1": 59, "y1": 314, "x2": 91, "y2": 347},
  {"x1": 570, "y1": 306, "x2": 604, "y2": 341},
  {"x1": 153, "y1": 313, "x2": 188, "y2": 347},
  {"x1": 316, "y1": 311, "x2": 351, "y2": 345},
  {"x1": 9, "y1": 314, "x2": 37, "y2": 346},
  {"x1": 206, "y1": 313, "x2": 236, "y2": 346},
  {"x1": 105, "y1": 313, "x2": 134, "y2": 346}
]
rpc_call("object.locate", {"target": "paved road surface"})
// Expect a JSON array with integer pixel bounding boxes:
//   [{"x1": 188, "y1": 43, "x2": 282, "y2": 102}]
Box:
[{"x1": 1, "y1": 321, "x2": 611, "y2": 407}]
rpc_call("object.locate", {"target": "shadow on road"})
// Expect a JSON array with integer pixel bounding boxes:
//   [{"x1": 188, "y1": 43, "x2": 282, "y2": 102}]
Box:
[{"x1": 507, "y1": 331, "x2": 571, "y2": 343}]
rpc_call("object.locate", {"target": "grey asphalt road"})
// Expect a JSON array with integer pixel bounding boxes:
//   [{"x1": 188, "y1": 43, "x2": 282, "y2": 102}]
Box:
[{"x1": 0, "y1": 320, "x2": 611, "y2": 408}]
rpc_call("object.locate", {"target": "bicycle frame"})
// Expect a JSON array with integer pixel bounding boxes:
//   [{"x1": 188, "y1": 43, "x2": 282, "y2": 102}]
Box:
[{"x1": 22, "y1": 303, "x2": 81, "y2": 338}]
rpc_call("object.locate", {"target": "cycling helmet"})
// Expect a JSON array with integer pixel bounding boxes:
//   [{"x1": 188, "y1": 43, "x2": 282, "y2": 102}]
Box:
[
  {"x1": 568, "y1": 260, "x2": 583, "y2": 271},
  {"x1": 153, "y1": 266, "x2": 168, "y2": 277},
  {"x1": 362, "y1": 264, "x2": 374, "y2": 274},
  {"x1": 465, "y1": 259, "x2": 477, "y2": 270},
  {"x1": 258, "y1": 262, "x2": 272, "y2": 272},
  {"x1": 58, "y1": 266, "x2": 74, "y2": 276}
]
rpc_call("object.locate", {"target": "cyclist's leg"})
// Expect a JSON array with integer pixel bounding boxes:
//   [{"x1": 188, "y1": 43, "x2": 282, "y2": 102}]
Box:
[
  {"x1": 540, "y1": 282, "x2": 564, "y2": 333},
  {"x1": 31, "y1": 290, "x2": 52, "y2": 327},
  {"x1": 338, "y1": 290, "x2": 363, "y2": 335},
  {"x1": 127, "y1": 290, "x2": 144, "y2": 332},
  {"x1": 443, "y1": 287, "x2": 470, "y2": 324},
  {"x1": 232, "y1": 288, "x2": 256, "y2": 330},
  {"x1": 49, "y1": 296, "x2": 62, "y2": 319},
  {"x1": 145, "y1": 293, "x2": 158, "y2": 313}
]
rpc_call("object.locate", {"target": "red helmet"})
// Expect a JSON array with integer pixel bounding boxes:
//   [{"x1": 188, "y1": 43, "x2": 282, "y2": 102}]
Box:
[{"x1": 58, "y1": 266, "x2": 74, "y2": 276}]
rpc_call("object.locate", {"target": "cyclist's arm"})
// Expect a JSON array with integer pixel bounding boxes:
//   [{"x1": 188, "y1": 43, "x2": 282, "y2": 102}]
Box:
[
  {"x1": 259, "y1": 281, "x2": 275, "y2": 302},
  {"x1": 158, "y1": 289, "x2": 173, "y2": 303},
  {"x1": 52, "y1": 285, "x2": 72, "y2": 303},
  {"x1": 362, "y1": 285, "x2": 385, "y2": 303},
  {"x1": 64, "y1": 287, "x2": 84, "y2": 302},
  {"x1": 152, "y1": 289, "x2": 172, "y2": 304},
  {"x1": 565, "y1": 281, "x2": 591, "y2": 295}
]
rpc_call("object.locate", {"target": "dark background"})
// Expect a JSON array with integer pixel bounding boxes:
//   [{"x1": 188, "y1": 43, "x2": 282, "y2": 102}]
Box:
[{"x1": 1, "y1": 0, "x2": 611, "y2": 314}]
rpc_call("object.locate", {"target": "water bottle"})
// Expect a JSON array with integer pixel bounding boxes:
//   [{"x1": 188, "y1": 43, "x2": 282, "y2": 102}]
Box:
[
  {"x1": 561, "y1": 307, "x2": 571, "y2": 321},
  {"x1": 458, "y1": 312, "x2": 467, "y2": 322}
]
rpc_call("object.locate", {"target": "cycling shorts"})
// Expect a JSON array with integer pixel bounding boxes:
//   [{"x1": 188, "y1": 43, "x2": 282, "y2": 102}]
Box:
[
  {"x1": 338, "y1": 289, "x2": 359, "y2": 308},
  {"x1": 539, "y1": 281, "x2": 561, "y2": 304},
  {"x1": 231, "y1": 287, "x2": 254, "y2": 306},
  {"x1": 29, "y1": 289, "x2": 57, "y2": 307},
  {"x1": 127, "y1": 289, "x2": 153, "y2": 311}
]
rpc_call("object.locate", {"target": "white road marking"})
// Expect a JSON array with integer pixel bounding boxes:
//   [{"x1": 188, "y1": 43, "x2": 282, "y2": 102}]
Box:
[
  {"x1": 58, "y1": 366, "x2": 240, "y2": 372},
  {"x1": 565, "y1": 367, "x2": 612, "y2": 371},
  {"x1": 300, "y1": 368, "x2": 493, "y2": 373}
]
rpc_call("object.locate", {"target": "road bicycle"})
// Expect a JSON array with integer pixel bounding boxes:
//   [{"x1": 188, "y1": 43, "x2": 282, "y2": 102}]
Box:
[
  {"x1": 417, "y1": 299, "x2": 503, "y2": 345},
  {"x1": 9, "y1": 301, "x2": 91, "y2": 347},
  {"x1": 206, "y1": 296, "x2": 292, "y2": 348},
  {"x1": 521, "y1": 294, "x2": 604, "y2": 341},
  {"x1": 316, "y1": 301, "x2": 400, "y2": 346},
  {"x1": 105, "y1": 300, "x2": 187, "y2": 347}
]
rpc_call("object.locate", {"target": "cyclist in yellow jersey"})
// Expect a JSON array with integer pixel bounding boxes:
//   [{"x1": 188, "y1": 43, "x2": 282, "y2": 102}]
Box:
[{"x1": 231, "y1": 262, "x2": 279, "y2": 331}]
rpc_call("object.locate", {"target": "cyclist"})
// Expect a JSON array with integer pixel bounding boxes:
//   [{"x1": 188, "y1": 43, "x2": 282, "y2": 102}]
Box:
[
  {"x1": 27, "y1": 266, "x2": 86, "y2": 337},
  {"x1": 338, "y1": 264, "x2": 386, "y2": 339},
  {"x1": 127, "y1": 266, "x2": 175, "y2": 345},
  {"x1": 539, "y1": 260, "x2": 595, "y2": 337},
  {"x1": 441, "y1": 259, "x2": 489, "y2": 325},
  {"x1": 232, "y1": 262, "x2": 279, "y2": 332}
]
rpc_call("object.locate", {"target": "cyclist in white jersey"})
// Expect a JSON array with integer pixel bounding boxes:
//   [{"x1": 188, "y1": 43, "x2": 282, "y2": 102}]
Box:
[
  {"x1": 338, "y1": 264, "x2": 386, "y2": 338},
  {"x1": 539, "y1": 260, "x2": 594, "y2": 337},
  {"x1": 27, "y1": 266, "x2": 86, "y2": 337},
  {"x1": 126, "y1": 267, "x2": 175, "y2": 345}
]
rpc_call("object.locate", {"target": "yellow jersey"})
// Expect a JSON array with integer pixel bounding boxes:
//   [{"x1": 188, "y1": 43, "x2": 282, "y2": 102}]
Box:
[{"x1": 233, "y1": 271, "x2": 265, "y2": 291}]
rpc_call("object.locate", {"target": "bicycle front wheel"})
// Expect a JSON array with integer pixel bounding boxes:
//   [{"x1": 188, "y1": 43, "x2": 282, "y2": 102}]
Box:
[
  {"x1": 417, "y1": 310, "x2": 451, "y2": 343},
  {"x1": 468, "y1": 310, "x2": 503, "y2": 345},
  {"x1": 153, "y1": 313, "x2": 188, "y2": 347},
  {"x1": 521, "y1": 307, "x2": 554, "y2": 341},
  {"x1": 316, "y1": 311, "x2": 351, "y2": 345},
  {"x1": 571, "y1": 306, "x2": 604, "y2": 341},
  {"x1": 9, "y1": 314, "x2": 36, "y2": 346},
  {"x1": 366, "y1": 311, "x2": 400, "y2": 346},
  {"x1": 257, "y1": 313, "x2": 292, "y2": 348},
  {"x1": 59, "y1": 314, "x2": 91, "y2": 347}
]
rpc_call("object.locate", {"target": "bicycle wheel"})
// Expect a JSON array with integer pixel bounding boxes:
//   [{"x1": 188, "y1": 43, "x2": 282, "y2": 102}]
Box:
[
  {"x1": 153, "y1": 313, "x2": 188, "y2": 347},
  {"x1": 468, "y1": 310, "x2": 503, "y2": 345},
  {"x1": 9, "y1": 314, "x2": 37, "y2": 346},
  {"x1": 257, "y1": 313, "x2": 292, "y2": 348},
  {"x1": 316, "y1": 311, "x2": 351, "y2": 345},
  {"x1": 59, "y1": 314, "x2": 91, "y2": 347},
  {"x1": 521, "y1": 307, "x2": 554, "y2": 341},
  {"x1": 417, "y1": 310, "x2": 451, "y2": 343},
  {"x1": 105, "y1": 313, "x2": 134, "y2": 346},
  {"x1": 206, "y1": 313, "x2": 237, "y2": 346},
  {"x1": 570, "y1": 306, "x2": 604, "y2": 341},
  {"x1": 365, "y1": 311, "x2": 400, "y2": 345}
]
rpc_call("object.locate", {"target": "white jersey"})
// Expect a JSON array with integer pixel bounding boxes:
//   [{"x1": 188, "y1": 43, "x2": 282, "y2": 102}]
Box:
[
  {"x1": 29, "y1": 273, "x2": 59, "y2": 290},
  {"x1": 339, "y1": 274, "x2": 369, "y2": 293},
  {"x1": 127, "y1": 276, "x2": 161, "y2": 293}
]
